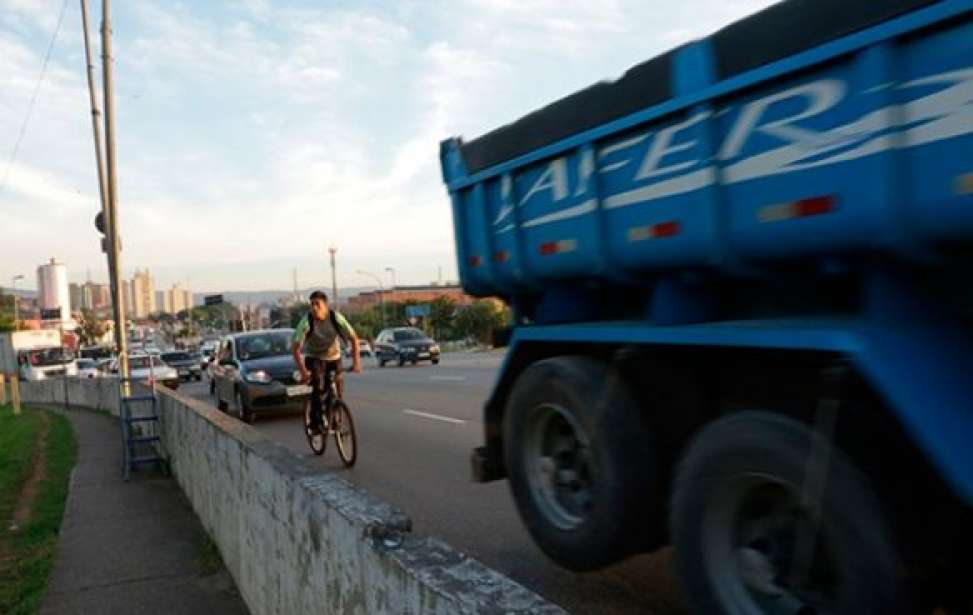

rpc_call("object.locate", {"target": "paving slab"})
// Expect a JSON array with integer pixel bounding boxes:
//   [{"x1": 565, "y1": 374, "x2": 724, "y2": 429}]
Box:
[{"x1": 40, "y1": 408, "x2": 248, "y2": 615}]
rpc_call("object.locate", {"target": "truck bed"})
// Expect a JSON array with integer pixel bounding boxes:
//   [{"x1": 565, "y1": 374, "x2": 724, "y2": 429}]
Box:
[{"x1": 440, "y1": 0, "x2": 973, "y2": 301}]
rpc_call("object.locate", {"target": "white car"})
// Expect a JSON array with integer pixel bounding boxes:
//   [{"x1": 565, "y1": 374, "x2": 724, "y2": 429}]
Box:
[
  {"x1": 109, "y1": 354, "x2": 180, "y2": 389},
  {"x1": 76, "y1": 358, "x2": 101, "y2": 379},
  {"x1": 344, "y1": 339, "x2": 373, "y2": 358}
]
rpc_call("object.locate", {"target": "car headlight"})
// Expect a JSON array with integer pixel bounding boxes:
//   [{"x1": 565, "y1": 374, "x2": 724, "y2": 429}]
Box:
[
  {"x1": 430, "y1": 345, "x2": 440, "y2": 353},
  {"x1": 244, "y1": 370, "x2": 272, "y2": 383}
]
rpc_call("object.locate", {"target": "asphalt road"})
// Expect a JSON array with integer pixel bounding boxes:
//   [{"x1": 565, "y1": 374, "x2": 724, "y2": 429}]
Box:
[{"x1": 181, "y1": 352, "x2": 685, "y2": 614}]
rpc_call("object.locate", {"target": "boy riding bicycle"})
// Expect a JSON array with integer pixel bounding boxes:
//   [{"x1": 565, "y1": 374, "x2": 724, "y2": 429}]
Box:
[{"x1": 291, "y1": 290, "x2": 361, "y2": 436}]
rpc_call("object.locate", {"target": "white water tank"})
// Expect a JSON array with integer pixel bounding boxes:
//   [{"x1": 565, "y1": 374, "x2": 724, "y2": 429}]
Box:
[{"x1": 37, "y1": 257, "x2": 70, "y2": 319}]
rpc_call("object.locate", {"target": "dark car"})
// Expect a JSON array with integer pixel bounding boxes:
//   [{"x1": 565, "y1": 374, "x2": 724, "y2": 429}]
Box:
[
  {"x1": 161, "y1": 351, "x2": 203, "y2": 382},
  {"x1": 210, "y1": 329, "x2": 309, "y2": 423},
  {"x1": 374, "y1": 327, "x2": 440, "y2": 367}
]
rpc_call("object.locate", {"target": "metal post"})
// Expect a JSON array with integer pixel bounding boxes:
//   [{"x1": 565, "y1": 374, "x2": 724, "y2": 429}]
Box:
[
  {"x1": 60, "y1": 318, "x2": 69, "y2": 409},
  {"x1": 80, "y1": 0, "x2": 109, "y2": 236},
  {"x1": 101, "y1": 0, "x2": 129, "y2": 394},
  {"x1": 0, "y1": 373, "x2": 6, "y2": 406},
  {"x1": 10, "y1": 275, "x2": 23, "y2": 327},
  {"x1": 329, "y1": 246, "x2": 338, "y2": 309}
]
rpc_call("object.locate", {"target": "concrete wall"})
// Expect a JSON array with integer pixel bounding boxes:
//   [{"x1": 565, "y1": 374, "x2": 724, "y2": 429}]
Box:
[{"x1": 20, "y1": 378, "x2": 563, "y2": 615}]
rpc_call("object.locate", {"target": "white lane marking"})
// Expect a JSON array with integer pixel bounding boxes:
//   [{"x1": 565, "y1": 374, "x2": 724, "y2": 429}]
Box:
[
  {"x1": 403, "y1": 409, "x2": 466, "y2": 425},
  {"x1": 429, "y1": 375, "x2": 466, "y2": 382}
]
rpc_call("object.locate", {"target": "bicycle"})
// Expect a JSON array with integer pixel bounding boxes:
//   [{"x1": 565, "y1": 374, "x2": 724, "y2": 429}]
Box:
[{"x1": 303, "y1": 374, "x2": 357, "y2": 467}]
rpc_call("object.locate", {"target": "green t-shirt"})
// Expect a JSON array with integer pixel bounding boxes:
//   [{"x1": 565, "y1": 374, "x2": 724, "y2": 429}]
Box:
[{"x1": 291, "y1": 311, "x2": 355, "y2": 361}]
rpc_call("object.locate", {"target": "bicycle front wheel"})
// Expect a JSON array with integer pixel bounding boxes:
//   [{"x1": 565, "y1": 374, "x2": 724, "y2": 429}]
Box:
[
  {"x1": 332, "y1": 400, "x2": 357, "y2": 467},
  {"x1": 304, "y1": 399, "x2": 326, "y2": 456}
]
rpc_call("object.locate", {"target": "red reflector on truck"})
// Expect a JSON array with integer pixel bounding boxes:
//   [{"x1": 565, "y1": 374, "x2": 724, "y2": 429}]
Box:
[
  {"x1": 759, "y1": 195, "x2": 837, "y2": 222},
  {"x1": 538, "y1": 239, "x2": 578, "y2": 256},
  {"x1": 627, "y1": 221, "x2": 681, "y2": 242},
  {"x1": 467, "y1": 256, "x2": 482, "y2": 267},
  {"x1": 493, "y1": 251, "x2": 509, "y2": 263},
  {"x1": 794, "y1": 196, "x2": 835, "y2": 217}
]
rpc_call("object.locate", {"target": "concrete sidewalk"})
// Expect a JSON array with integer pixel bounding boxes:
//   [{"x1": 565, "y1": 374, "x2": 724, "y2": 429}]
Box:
[{"x1": 41, "y1": 408, "x2": 248, "y2": 615}]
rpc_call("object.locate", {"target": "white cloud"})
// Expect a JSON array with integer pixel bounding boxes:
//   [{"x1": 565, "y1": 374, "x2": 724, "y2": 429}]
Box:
[{"x1": 0, "y1": 0, "x2": 781, "y2": 291}]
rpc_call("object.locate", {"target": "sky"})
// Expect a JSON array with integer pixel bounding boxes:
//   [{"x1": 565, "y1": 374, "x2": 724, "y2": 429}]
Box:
[{"x1": 0, "y1": 0, "x2": 776, "y2": 292}]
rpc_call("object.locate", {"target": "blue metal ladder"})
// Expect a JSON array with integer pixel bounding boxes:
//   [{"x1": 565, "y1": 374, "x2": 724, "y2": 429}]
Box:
[{"x1": 119, "y1": 380, "x2": 168, "y2": 481}]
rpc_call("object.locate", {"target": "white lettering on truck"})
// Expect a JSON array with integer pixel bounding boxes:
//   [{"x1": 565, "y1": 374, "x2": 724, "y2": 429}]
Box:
[{"x1": 503, "y1": 66, "x2": 973, "y2": 230}]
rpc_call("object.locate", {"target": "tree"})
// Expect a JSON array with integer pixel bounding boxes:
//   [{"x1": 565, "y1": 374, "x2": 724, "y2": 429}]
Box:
[
  {"x1": 429, "y1": 296, "x2": 457, "y2": 340},
  {"x1": 454, "y1": 299, "x2": 509, "y2": 345},
  {"x1": 0, "y1": 292, "x2": 15, "y2": 331},
  {"x1": 77, "y1": 308, "x2": 109, "y2": 347}
]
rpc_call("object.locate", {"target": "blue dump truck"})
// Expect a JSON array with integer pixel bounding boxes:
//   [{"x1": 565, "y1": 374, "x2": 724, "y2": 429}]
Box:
[{"x1": 440, "y1": 1, "x2": 973, "y2": 612}]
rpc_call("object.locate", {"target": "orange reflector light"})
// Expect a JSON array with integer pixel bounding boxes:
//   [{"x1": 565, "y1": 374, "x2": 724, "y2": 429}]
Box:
[
  {"x1": 538, "y1": 239, "x2": 578, "y2": 256},
  {"x1": 759, "y1": 195, "x2": 837, "y2": 222},
  {"x1": 467, "y1": 256, "x2": 482, "y2": 267},
  {"x1": 956, "y1": 172, "x2": 973, "y2": 195},
  {"x1": 627, "y1": 221, "x2": 681, "y2": 242},
  {"x1": 494, "y1": 251, "x2": 510, "y2": 263}
]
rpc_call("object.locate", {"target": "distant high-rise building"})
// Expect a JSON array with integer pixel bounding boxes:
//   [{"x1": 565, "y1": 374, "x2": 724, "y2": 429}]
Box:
[
  {"x1": 170, "y1": 283, "x2": 192, "y2": 314},
  {"x1": 37, "y1": 258, "x2": 70, "y2": 321},
  {"x1": 82, "y1": 282, "x2": 110, "y2": 311},
  {"x1": 129, "y1": 269, "x2": 156, "y2": 319},
  {"x1": 122, "y1": 282, "x2": 134, "y2": 317},
  {"x1": 69, "y1": 282, "x2": 84, "y2": 313},
  {"x1": 155, "y1": 283, "x2": 193, "y2": 315}
]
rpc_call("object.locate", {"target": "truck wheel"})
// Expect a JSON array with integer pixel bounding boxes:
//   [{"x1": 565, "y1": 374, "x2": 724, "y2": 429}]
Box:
[
  {"x1": 504, "y1": 356, "x2": 662, "y2": 571},
  {"x1": 398, "y1": 355, "x2": 406, "y2": 367},
  {"x1": 670, "y1": 411, "x2": 910, "y2": 615}
]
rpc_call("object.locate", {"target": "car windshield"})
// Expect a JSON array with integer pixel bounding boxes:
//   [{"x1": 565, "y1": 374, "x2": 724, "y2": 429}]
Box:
[
  {"x1": 393, "y1": 329, "x2": 425, "y2": 341},
  {"x1": 162, "y1": 352, "x2": 190, "y2": 362},
  {"x1": 236, "y1": 332, "x2": 292, "y2": 360},
  {"x1": 26, "y1": 348, "x2": 74, "y2": 366}
]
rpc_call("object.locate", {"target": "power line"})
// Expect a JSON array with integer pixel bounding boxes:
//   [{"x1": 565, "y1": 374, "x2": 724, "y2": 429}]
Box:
[{"x1": 0, "y1": 0, "x2": 71, "y2": 196}]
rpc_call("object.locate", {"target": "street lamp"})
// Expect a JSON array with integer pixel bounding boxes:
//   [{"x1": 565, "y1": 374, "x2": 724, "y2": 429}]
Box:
[
  {"x1": 11, "y1": 275, "x2": 24, "y2": 328},
  {"x1": 356, "y1": 270, "x2": 385, "y2": 330}
]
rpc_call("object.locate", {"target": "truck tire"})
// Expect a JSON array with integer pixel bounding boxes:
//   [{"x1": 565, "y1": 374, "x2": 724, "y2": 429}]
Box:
[
  {"x1": 503, "y1": 356, "x2": 663, "y2": 571},
  {"x1": 670, "y1": 411, "x2": 910, "y2": 615}
]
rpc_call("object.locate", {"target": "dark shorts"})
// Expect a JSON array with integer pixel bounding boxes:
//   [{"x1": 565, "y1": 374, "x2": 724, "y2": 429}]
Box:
[{"x1": 305, "y1": 356, "x2": 343, "y2": 401}]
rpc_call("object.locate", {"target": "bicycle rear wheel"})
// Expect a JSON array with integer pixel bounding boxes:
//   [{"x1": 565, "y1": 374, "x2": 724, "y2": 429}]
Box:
[
  {"x1": 332, "y1": 400, "x2": 357, "y2": 467},
  {"x1": 304, "y1": 399, "x2": 326, "y2": 456}
]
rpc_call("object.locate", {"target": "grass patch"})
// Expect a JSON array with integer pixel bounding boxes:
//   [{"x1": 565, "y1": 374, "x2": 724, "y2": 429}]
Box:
[
  {"x1": 0, "y1": 405, "x2": 43, "y2": 530},
  {"x1": 198, "y1": 534, "x2": 225, "y2": 577},
  {"x1": 0, "y1": 405, "x2": 77, "y2": 615}
]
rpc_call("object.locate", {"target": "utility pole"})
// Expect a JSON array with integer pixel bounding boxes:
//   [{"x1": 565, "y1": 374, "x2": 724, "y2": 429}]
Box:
[
  {"x1": 101, "y1": 0, "x2": 129, "y2": 388},
  {"x1": 10, "y1": 275, "x2": 24, "y2": 327},
  {"x1": 80, "y1": 0, "x2": 117, "y2": 338},
  {"x1": 329, "y1": 247, "x2": 338, "y2": 309}
]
